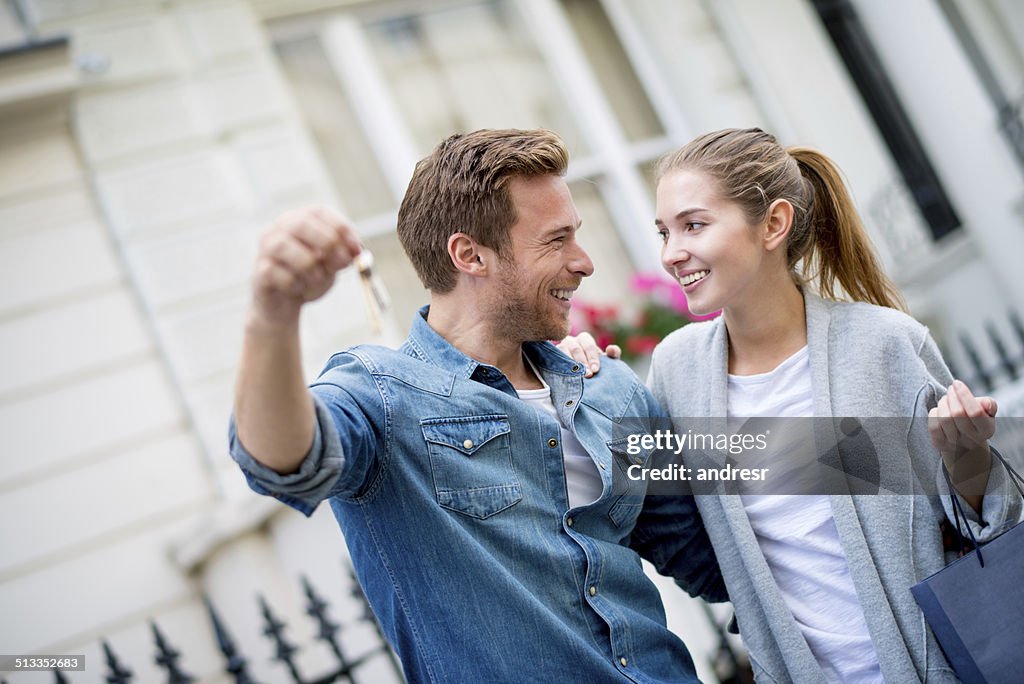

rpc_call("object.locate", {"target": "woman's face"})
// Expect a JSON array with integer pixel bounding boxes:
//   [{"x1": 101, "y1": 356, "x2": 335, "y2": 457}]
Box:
[{"x1": 655, "y1": 168, "x2": 769, "y2": 317}]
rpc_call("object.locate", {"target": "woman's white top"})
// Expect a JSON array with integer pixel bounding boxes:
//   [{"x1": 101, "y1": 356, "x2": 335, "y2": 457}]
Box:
[{"x1": 728, "y1": 346, "x2": 881, "y2": 683}]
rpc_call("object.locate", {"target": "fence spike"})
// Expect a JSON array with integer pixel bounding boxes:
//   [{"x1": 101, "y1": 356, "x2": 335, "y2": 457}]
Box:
[
  {"x1": 301, "y1": 575, "x2": 356, "y2": 683},
  {"x1": 1012, "y1": 310, "x2": 1024, "y2": 342},
  {"x1": 151, "y1": 620, "x2": 196, "y2": 684},
  {"x1": 102, "y1": 640, "x2": 133, "y2": 684},
  {"x1": 204, "y1": 596, "x2": 259, "y2": 684},
  {"x1": 986, "y1": 322, "x2": 1018, "y2": 381},
  {"x1": 258, "y1": 595, "x2": 303, "y2": 683},
  {"x1": 301, "y1": 577, "x2": 343, "y2": 657},
  {"x1": 959, "y1": 332, "x2": 991, "y2": 392},
  {"x1": 1010, "y1": 311, "x2": 1024, "y2": 363}
]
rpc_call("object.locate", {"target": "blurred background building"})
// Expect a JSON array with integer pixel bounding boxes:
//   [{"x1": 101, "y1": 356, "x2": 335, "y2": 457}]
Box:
[{"x1": 1, "y1": 0, "x2": 1022, "y2": 682}]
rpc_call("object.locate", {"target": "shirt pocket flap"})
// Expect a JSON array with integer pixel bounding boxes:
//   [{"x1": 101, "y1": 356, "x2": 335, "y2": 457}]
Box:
[
  {"x1": 421, "y1": 415, "x2": 511, "y2": 456},
  {"x1": 606, "y1": 435, "x2": 655, "y2": 468}
]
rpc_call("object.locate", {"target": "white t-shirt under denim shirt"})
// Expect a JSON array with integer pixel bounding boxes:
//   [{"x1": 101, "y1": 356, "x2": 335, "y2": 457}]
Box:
[
  {"x1": 517, "y1": 358, "x2": 603, "y2": 509},
  {"x1": 728, "y1": 346, "x2": 882, "y2": 683}
]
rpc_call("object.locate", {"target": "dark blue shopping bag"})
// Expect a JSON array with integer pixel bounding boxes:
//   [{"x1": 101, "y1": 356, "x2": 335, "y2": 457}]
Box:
[{"x1": 911, "y1": 450, "x2": 1024, "y2": 684}]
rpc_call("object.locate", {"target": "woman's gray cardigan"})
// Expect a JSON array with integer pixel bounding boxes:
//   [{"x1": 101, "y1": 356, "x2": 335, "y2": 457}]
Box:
[{"x1": 648, "y1": 292, "x2": 1021, "y2": 683}]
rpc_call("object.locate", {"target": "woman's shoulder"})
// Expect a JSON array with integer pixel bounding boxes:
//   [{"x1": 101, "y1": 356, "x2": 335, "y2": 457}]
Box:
[
  {"x1": 656, "y1": 318, "x2": 721, "y2": 355},
  {"x1": 823, "y1": 298, "x2": 928, "y2": 345}
]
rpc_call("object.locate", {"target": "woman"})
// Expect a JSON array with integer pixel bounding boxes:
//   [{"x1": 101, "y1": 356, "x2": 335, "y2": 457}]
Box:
[{"x1": 565, "y1": 128, "x2": 1020, "y2": 682}]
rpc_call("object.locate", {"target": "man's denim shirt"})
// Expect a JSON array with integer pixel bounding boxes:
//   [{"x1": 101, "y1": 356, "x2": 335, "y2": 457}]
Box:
[{"x1": 230, "y1": 307, "x2": 724, "y2": 683}]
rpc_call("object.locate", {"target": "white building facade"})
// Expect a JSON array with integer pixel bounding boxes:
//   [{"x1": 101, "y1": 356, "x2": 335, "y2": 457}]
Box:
[{"x1": 1, "y1": 0, "x2": 1021, "y2": 682}]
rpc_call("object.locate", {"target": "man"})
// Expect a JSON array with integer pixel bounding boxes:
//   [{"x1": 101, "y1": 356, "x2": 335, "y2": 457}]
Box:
[{"x1": 230, "y1": 129, "x2": 724, "y2": 682}]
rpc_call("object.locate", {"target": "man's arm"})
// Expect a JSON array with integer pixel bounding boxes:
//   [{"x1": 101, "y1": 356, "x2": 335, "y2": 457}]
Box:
[
  {"x1": 234, "y1": 206, "x2": 362, "y2": 474},
  {"x1": 629, "y1": 494, "x2": 728, "y2": 603},
  {"x1": 627, "y1": 399, "x2": 728, "y2": 603}
]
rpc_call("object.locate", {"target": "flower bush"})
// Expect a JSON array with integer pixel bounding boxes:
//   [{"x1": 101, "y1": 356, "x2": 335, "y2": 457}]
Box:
[{"x1": 570, "y1": 273, "x2": 719, "y2": 361}]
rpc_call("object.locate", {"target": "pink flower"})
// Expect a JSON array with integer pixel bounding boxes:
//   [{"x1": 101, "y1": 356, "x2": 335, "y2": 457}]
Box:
[
  {"x1": 631, "y1": 272, "x2": 720, "y2": 320},
  {"x1": 626, "y1": 335, "x2": 660, "y2": 356}
]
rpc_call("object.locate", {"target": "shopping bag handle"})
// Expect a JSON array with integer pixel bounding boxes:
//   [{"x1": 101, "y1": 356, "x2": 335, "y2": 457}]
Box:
[{"x1": 942, "y1": 446, "x2": 1024, "y2": 567}]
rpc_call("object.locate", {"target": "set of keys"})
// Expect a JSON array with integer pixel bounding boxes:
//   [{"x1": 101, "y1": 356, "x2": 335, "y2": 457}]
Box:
[{"x1": 355, "y1": 249, "x2": 390, "y2": 333}]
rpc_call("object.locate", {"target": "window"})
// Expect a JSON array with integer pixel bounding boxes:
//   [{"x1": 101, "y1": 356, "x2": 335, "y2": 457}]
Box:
[
  {"x1": 811, "y1": 0, "x2": 961, "y2": 241},
  {"x1": 364, "y1": 2, "x2": 588, "y2": 157},
  {"x1": 276, "y1": 34, "x2": 393, "y2": 222},
  {"x1": 0, "y1": 1, "x2": 29, "y2": 51},
  {"x1": 270, "y1": 0, "x2": 676, "y2": 325},
  {"x1": 937, "y1": 0, "x2": 1024, "y2": 176}
]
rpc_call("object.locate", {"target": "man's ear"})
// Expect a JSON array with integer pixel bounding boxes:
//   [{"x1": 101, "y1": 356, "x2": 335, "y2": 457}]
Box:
[
  {"x1": 448, "y1": 233, "x2": 488, "y2": 276},
  {"x1": 763, "y1": 198, "x2": 794, "y2": 252}
]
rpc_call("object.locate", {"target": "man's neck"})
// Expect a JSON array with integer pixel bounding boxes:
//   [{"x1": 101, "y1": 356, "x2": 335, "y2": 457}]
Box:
[{"x1": 426, "y1": 297, "x2": 543, "y2": 390}]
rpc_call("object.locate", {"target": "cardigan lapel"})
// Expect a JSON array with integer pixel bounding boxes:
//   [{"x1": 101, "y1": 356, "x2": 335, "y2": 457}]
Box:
[
  {"x1": 807, "y1": 293, "x2": 921, "y2": 680},
  {"x1": 708, "y1": 300, "x2": 828, "y2": 681},
  {"x1": 708, "y1": 315, "x2": 729, "y2": 417},
  {"x1": 804, "y1": 292, "x2": 834, "y2": 418}
]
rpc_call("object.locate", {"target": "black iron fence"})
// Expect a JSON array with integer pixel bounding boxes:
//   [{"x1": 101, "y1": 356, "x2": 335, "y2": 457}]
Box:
[
  {"x1": 4, "y1": 559, "x2": 756, "y2": 684},
  {"x1": 2, "y1": 565, "x2": 403, "y2": 684},
  {"x1": 945, "y1": 311, "x2": 1024, "y2": 396}
]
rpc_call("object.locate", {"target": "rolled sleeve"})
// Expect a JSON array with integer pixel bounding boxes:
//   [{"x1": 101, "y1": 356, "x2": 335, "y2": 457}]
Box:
[
  {"x1": 228, "y1": 351, "x2": 385, "y2": 515},
  {"x1": 936, "y1": 447, "x2": 1024, "y2": 542},
  {"x1": 229, "y1": 394, "x2": 346, "y2": 516},
  {"x1": 910, "y1": 337, "x2": 1022, "y2": 540}
]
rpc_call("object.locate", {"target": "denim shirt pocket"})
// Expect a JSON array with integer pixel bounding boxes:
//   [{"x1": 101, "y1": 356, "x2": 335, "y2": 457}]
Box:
[
  {"x1": 422, "y1": 415, "x2": 522, "y2": 519},
  {"x1": 606, "y1": 434, "x2": 654, "y2": 528}
]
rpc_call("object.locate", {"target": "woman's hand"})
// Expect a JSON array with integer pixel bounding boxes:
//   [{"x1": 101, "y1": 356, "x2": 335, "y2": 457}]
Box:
[
  {"x1": 928, "y1": 379, "x2": 997, "y2": 511},
  {"x1": 556, "y1": 332, "x2": 621, "y2": 378}
]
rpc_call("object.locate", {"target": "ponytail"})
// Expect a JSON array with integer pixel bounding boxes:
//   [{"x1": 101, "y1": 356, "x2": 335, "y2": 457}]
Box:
[{"x1": 787, "y1": 147, "x2": 906, "y2": 312}]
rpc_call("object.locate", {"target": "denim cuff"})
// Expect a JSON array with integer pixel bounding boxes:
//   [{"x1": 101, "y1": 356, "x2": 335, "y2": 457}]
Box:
[{"x1": 228, "y1": 394, "x2": 345, "y2": 516}]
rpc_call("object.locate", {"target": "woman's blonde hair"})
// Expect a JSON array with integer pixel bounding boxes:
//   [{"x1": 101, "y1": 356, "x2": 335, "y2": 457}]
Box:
[{"x1": 656, "y1": 128, "x2": 906, "y2": 311}]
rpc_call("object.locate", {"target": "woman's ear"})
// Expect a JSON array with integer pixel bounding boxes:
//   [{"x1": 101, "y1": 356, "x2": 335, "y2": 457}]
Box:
[
  {"x1": 763, "y1": 198, "x2": 794, "y2": 252},
  {"x1": 448, "y1": 233, "x2": 488, "y2": 276}
]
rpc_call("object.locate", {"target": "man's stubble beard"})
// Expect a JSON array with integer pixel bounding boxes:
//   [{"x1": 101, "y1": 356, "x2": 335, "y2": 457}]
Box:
[{"x1": 492, "y1": 261, "x2": 569, "y2": 343}]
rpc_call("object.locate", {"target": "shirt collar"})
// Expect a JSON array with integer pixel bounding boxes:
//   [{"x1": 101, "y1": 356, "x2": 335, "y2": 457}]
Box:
[{"x1": 404, "y1": 305, "x2": 585, "y2": 380}]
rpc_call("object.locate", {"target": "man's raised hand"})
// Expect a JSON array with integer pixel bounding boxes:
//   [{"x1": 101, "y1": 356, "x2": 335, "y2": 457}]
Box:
[{"x1": 251, "y1": 205, "x2": 362, "y2": 327}]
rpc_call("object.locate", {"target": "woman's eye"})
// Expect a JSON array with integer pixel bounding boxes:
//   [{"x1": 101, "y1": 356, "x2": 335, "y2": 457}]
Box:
[
  {"x1": 656, "y1": 229, "x2": 668, "y2": 242},
  {"x1": 685, "y1": 222, "x2": 705, "y2": 231}
]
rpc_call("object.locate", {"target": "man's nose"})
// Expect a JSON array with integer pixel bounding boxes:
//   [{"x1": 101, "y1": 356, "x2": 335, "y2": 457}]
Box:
[{"x1": 571, "y1": 241, "x2": 595, "y2": 278}]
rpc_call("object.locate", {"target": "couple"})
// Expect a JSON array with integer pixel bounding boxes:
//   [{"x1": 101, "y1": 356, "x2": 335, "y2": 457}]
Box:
[{"x1": 230, "y1": 128, "x2": 1019, "y2": 682}]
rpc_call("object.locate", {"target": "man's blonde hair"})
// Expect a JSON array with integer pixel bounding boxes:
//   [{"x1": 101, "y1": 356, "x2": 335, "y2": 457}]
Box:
[{"x1": 397, "y1": 128, "x2": 569, "y2": 293}]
